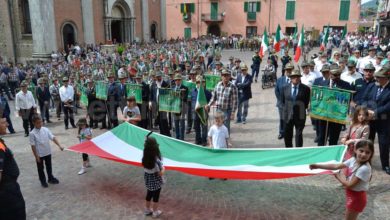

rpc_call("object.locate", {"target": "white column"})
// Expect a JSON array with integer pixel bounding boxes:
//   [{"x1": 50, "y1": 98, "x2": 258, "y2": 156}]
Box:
[
  {"x1": 29, "y1": 0, "x2": 57, "y2": 59},
  {"x1": 81, "y1": 0, "x2": 95, "y2": 44},
  {"x1": 141, "y1": 0, "x2": 150, "y2": 42},
  {"x1": 160, "y1": 0, "x2": 166, "y2": 40}
]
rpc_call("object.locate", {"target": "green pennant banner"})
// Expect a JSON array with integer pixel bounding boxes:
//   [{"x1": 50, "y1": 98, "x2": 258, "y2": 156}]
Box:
[
  {"x1": 182, "y1": 80, "x2": 196, "y2": 99},
  {"x1": 158, "y1": 88, "x2": 182, "y2": 113},
  {"x1": 95, "y1": 81, "x2": 108, "y2": 101},
  {"x1": 126, "y1": 83, "x2": 143, "y2": 104},
  {"x1": 204, "y1": 74, "x2": 220, "y2": 91},
  {"x1": 310, "y1": 86, "x2": 352, "y2": 124},
  {"x1": 78, "y1": 84, "x2": 88, "y2": 106}
]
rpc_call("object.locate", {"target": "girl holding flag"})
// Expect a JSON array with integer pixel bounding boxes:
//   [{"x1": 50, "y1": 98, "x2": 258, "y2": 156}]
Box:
[
  {"x1": 142, "y1": 134, "x2": 165, "y2": 218},
  {"x1": 310, "y1": 140, "x2": 374, "y2": 220}
]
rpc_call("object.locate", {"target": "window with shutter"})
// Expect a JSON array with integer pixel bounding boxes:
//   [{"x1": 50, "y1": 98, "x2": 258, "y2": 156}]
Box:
[
  {"x1": 286, "y1": 0, "x2": 295, "y2": 20},
  {"x1": 339, "y1": 0, "x2": 350, "y2": 21},
  {"x1": 256, "y1": 2, "x2": 261, "y2": 12},
  {"x1": 180, "y1": 3, "x2": 184, "y2": 13}
]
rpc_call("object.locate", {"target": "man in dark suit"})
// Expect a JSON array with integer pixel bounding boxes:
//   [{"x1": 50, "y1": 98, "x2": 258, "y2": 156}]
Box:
[
  {"x1": 361, "y1": 67, "x2": 390, "y2": 175},
  {"x1": 150, "y1": 71, "x2": 171, "y2": 136},
  {"x1": 317, "y1": 64, "x2": 353, "y2": 146},
  {"x1": 36, "y1": 78, "x2": 52, "y2": 123},
  {"x1": 85, "y1": 79, "x2": 98, "y2": 128},
  {"x1": 312, "y1": 64, "x2": 331, "y2": 143},
  {"x1": 354, "y1": 63, "x2": 376, "y2": 109},
  {"x1": 134, "y1": 73, "x2": 150, "y2": 129},
  {"x1": 281, "y1": 70, "x2": 311, "y2": 148},
  {"x1": 0, "y1": 94, "x2": 15, "y2": 133},
  {"x1": 172, "y1": 74, "x2": 188, "y2": 140},
  {"x1": 235, "y1": 63, "x2": 252, "y2": 124},
  {"x1": 106, "y1": 73, "x2": 120, "y2": 128},
  {"x1": 275, "y1": 63, "x2": 294, "y2": 139},
  {"x1": 118, "y1": 72, "x2": 127, "y2": 113}
]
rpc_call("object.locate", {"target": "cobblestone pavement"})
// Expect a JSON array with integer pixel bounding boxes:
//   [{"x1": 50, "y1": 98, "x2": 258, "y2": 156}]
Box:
[{"x1": 3, "y1": 49, "x2": 390, "y2": 220}]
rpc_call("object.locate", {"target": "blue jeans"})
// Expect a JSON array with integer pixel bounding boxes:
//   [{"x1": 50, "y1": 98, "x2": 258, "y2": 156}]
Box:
[
  {"x1": 236, "y1": 99, "x2": 249, "y2": 122},
  {"x1": 252, "y1": 68, "x2": 260, "y2": 79},
  {"x1": 219, "y1": 109, "x2": 232, "y2": 134},
  {"x1": 174, "y1": 119, "x2": 185, "y2": 140}
]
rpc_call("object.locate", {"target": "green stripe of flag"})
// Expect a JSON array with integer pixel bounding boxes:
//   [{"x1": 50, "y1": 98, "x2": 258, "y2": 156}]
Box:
[{"x1": 111, "y1": 123, "x2": 346, "y2": 167}]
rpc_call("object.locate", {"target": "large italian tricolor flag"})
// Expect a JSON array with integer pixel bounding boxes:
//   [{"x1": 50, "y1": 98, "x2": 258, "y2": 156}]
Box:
[
  {"x1": 68, "y1": 123, "x2": 346, "y2": 180},
  {"x1": 294, "y1": 26, "x2": 304, "y2": 62}
]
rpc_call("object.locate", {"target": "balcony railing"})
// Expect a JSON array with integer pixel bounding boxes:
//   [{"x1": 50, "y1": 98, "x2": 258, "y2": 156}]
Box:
[
  {"x1": 247, "y1": 12, "x2": 256, "y2": 21},
  {"x1": 201, "y1": 13, "x2": 224, "y2": 22}
]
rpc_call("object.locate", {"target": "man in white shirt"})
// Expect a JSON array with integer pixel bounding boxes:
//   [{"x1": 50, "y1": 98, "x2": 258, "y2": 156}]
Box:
[
  {"x1": 15, "y1": 81, "x2": 36, "y2": 137},
  {"x1": 359, "y1": 46, "x2": 376, "y2": 71},
  {"x1": 300, "y1": 62, "x2": 316, "y2": 87},
  {"x1": 341, "y1": 60, "x2": 363, "y2": 85},
  {"x1": 309, "y1": 60, "x2": 322, "y2": 79},
  {"x1": 59, "y1": 77, "x2": 76, "y2": 129}
]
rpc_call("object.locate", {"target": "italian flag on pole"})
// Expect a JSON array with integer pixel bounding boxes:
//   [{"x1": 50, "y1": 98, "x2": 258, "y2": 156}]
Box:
[
  {"x1": 259, "y1": 28, "x2": 269, "y2": 58},
  {"x1": 320, "y1": 24, "x2": 329, "y2": 51},
  {"x1": 294, "y1": 26, "x2": 304, "y2": 62},
  {"x1": 68, "y1": 123, "x2": 346, "y2": 180},
  {"x1": 274, "y1": 24, "x2": 284, "y2": 53},
  {"x1": 195, "y1": 85, "x2": 208, "y2": 125}
]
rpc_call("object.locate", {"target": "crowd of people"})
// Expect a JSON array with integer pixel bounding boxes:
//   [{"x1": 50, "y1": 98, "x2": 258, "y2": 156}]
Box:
[{"x1": 1, "y1": 30, "x2": 390, "y2": 219}]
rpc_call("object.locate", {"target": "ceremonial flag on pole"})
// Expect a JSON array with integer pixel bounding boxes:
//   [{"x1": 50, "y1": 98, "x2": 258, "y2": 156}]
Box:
[
  {"x1": 274, "y1": 24, "x2": 284, "y2": 53},
  {"x1": 259, "y1": 28, "x2": 269, "y2": 58},
  {"x1": 341, "y1": 24, "x2": 347, "y2": 40},
  {"x1": 320, "y1": 24, "x2": 330, "y2": 51},
  {"x1": 294, "y1": 26, "x2": 304, "y2": 62},
  {"x1": 68, "y1": 123, "x2": 346, "y2": 180},
  {"x1": 195, "y1": 85, "x2": 208, "y2": 125}
]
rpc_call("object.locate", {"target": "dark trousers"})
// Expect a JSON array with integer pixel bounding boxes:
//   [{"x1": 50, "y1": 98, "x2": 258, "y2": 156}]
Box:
[
  {"x1": 3, "y1": 113, "x2": 15, "y2": 133},
  {"x1": 39, "y1": 101, "x2": 50, "y2": 121},
  {"x1": 378, "y1": 131, "x2": 390, "y2": 169},
  {"x1": 107, "y1": 102, "x2": 118, "y2": 128},
  {"x1": 0, "y1": 181, "x2": 26, "y2": 220},
  {"x1": 277, "y1": 107, "x2": 284, "y2": 136},
  {"x1": 0, "y1": 82, "x2": 12, "y2": 99},
  {"x1": 20, "y1": 108, "x2": 34, "y2": 135},
  {"x1": 36, "y1": 155, "x2": 54, "y2": 183},
  {"x1": 252, "y1": 68, "x2": 260, "y2": 79},
  {"x1": 368, "y1": 121, "x2": 376, "y2": 142},
  {"x1": 174, "y1": 118, "x2": 185, "y2": 140},
  {"x1": 62, "y1": 103, "x2": 75, "y2": 128},
  {"x1": 186, "y1": 101, "x2": 193, "y2": 132},
  {"x1": 158, "y1": 112, "x2": 171, "y2": 136},
  {"x1": 8, "y1": 81, "x2": 18, "y2": 96},
  {"x1": 194, "y1": 114, "x2": 208, "y2": 145},
  {"x1": 284, "y1": 118, "x2": 305, "y2": 148},
  {"x1": 138, "y1": 103, "x2": 148, "y2": 129},
  {"x1": 317, "y1": 120, "x2": 342, "y2": 146},
  {"x1": 53, "y1": 99, "x2": 61, "y2": 118}
]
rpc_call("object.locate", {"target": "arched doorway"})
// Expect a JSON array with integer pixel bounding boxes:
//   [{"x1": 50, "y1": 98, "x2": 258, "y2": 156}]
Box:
[
  {"x1": 150, "y1": 23, "x2": 157, "y2": 41},
  {"x1": 62, "y1": 23, "x2": 76, "y2": 52},
  {"x1": 111, "y1": 5, "x2": 125, "y2": 43},
  {"x1": 207, "y1": 23, "x2": 221, "y2": 36}
]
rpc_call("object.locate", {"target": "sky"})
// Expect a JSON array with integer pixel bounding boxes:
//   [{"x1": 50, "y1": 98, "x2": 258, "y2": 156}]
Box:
[{"x1": 361, "y1": 0, "x2": 374, "y2": 5}]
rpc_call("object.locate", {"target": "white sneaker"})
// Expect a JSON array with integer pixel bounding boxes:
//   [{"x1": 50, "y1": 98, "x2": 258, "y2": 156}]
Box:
[
  {"x1": 152, "y1": 210, "x2": 162, "y2": 218},
  {"x1": 144, "y1": 209, "x2": 153, "y2": 216},
  {"x1": 78, "y1": 167, "x2": 86, "y2": 175}
]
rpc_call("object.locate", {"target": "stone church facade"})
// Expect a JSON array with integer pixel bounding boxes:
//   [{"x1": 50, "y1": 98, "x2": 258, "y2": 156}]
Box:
[{"x1": 0, "y1": 0, "x2": 166, "y2": 63}]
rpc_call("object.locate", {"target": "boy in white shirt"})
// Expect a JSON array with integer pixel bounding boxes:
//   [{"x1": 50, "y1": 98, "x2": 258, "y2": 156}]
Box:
[
  {"x1": 29, "y1": 114, "x2": 64, "y2": 188},
  {"x1": 208, "y1": 111, "x2": 230, "y2": 149}
]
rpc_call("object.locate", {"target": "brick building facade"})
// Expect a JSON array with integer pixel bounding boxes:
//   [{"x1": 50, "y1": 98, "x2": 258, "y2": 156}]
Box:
[
  {"x1": 165, "y1": 0, "x2": 360, "y2": 39},
  {"x1": 0, "y1": 0, "x2": 165, "y2": 63}
]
